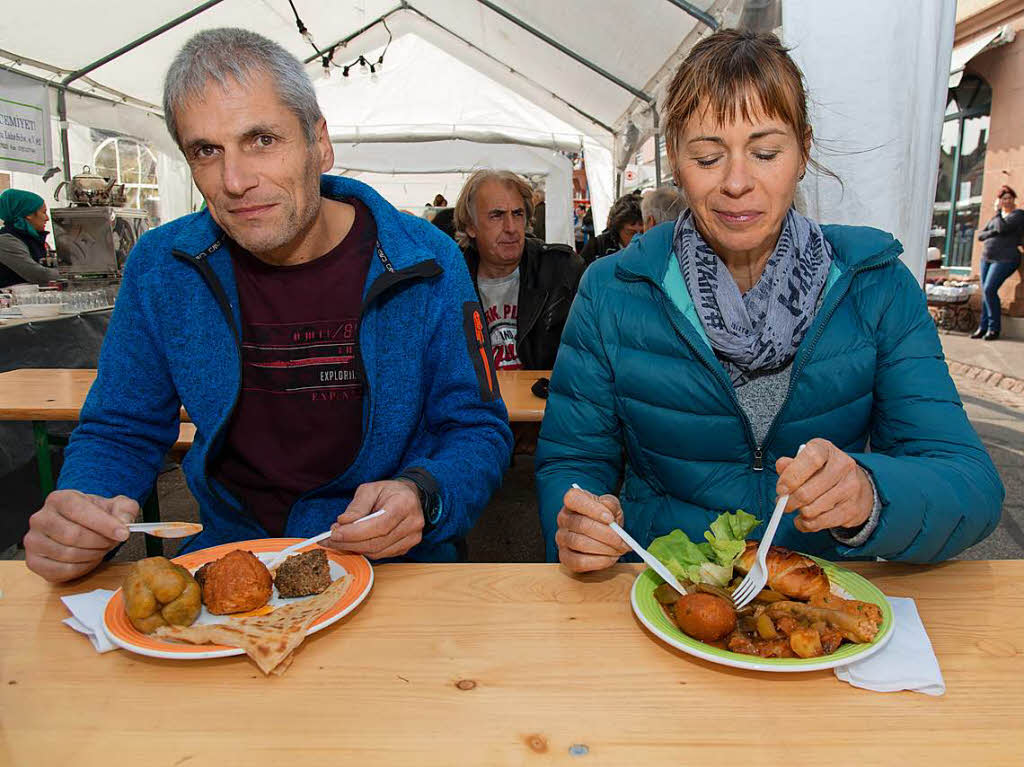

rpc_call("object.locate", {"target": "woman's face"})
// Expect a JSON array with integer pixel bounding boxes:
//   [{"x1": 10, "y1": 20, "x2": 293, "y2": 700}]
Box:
[
  {"x1": 671, "y1": 103, "x2": 807, "y2": 265},
  {"x1": 617, "y1": 220, "x2": 644, "y2": 248},
  {"x1": 999, "y1": 192, "x2": 1015, "y2": 213},
  {"x1": 25, "y1": 204, "x2": 48, "y2": 233}
]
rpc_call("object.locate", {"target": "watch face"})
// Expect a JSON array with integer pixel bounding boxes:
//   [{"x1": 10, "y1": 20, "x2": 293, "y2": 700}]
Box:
[{"x1": 426, "y1": 496, "x2": 442, "y2": 524}]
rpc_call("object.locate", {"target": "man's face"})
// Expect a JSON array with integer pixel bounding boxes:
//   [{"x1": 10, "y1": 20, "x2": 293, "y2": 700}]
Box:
[
  {"x1": 174, "y1": 71, "x2": 334, "y2": 256},
  {"x1": 466, "y1": 180, "x2": 527, "y2": 270}
]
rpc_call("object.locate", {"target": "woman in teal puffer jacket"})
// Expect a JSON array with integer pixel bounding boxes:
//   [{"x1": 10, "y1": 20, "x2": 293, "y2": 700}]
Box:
[{"x1": 536, "y1": 29, "x2": 1003, "y2": 571}]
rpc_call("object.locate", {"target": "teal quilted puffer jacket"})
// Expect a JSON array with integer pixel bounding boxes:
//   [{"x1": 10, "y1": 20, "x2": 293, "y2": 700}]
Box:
[{"x1": 536, "y1": 222, "x2": 1003, "y2": 563}]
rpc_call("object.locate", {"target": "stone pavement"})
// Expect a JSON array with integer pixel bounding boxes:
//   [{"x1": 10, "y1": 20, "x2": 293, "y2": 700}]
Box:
[{"x1": 939, "y1": 332, "x2": 1024, "y2": 560}]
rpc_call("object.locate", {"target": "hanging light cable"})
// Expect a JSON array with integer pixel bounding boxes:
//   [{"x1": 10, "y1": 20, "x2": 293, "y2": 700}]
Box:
[{"x1": 286, "y1": 0, "x2": 323, "y2": 57}]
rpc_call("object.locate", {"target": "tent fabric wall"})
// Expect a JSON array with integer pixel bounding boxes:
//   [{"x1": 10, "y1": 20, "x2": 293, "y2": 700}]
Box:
[
  {"x1": 784, "y1": 0, "x2": 956, "y2": 284},
  {"x1": 318, "y1": 33, "x2": 594, "y2": 243},
  {"x1": 333, "y1": 138, "x2": 574, "y2": 243}
]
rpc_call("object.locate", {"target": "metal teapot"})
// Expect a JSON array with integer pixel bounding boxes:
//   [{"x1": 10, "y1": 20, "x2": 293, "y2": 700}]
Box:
[{"x1": 54, "y1": 166, "x2": 127, "y2": 206}]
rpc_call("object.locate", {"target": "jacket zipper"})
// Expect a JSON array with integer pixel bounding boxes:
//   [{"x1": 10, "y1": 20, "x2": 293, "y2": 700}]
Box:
[
  {"x1": 755, "y1": 252, "x2": 901, "y2": 462},
  {"x1": 171, "y1": 247, "x2": 247, "y2": 517}
]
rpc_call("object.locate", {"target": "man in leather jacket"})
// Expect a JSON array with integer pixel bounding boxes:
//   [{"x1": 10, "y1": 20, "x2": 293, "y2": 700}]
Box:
[{"x1": 455, "y1": 170, "x2": 584, "y2": 371}]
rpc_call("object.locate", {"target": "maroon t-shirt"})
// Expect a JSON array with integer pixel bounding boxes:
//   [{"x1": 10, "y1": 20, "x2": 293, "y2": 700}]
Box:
[{"x1": 211, "y1": 198, "x2": 375, "y2": 535}]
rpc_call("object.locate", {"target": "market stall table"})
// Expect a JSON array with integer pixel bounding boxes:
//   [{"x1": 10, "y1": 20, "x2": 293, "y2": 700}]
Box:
[{"x1": 0, "y1": 559, "x2": 1020, "y2": 764}]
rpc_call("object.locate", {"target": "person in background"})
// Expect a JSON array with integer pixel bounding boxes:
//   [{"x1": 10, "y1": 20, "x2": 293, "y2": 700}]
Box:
[
  {"x1": 430, "y1": 206, "x2": 456, "y2": 240},
  {"x1": 531, "y1": 187, "x2": 546, "y2": 241},
  {"x1": 973, "y1": 184, "x2": 1023, "y2": 340},
  {"x1": 24, "y1": 28, "x2": 512, "y2": 583},
  {"x1": 433, "y1": 193, "x2": 448, "y2": 208},
  {"x1": 455, "y1": 169, "x2": 584, "y2": 372},
  {"x1": 641, "y1": 184, "x2": 687, "y2": 231},
  {"x1": 537, "y1": 28, "x2": 1002, "y2": 573},
  {"x1": 579, "y1": 191, "x2": 643, "y2": 265},
  {"x1": 0, "y1": 189, "x2": 59, "y2": 287}
]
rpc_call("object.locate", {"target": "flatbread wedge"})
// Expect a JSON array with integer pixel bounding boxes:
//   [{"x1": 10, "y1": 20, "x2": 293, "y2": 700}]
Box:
[{"x1": 155, "y1": 574, "x2": 353, "y2": 674}]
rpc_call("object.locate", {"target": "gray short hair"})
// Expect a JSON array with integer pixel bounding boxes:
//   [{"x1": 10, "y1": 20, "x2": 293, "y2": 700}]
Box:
[
  {"x1": 163, "y1": 28, "x2": 322, "y2": 148},
  {"x1": 641, "y1": 185, "x2": 687, "y2": 226}
]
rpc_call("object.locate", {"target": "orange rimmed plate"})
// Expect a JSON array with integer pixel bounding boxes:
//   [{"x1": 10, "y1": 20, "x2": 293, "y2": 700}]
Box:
[{"x1": 103, "y1": 538, "x2": 373, "y2": 660}]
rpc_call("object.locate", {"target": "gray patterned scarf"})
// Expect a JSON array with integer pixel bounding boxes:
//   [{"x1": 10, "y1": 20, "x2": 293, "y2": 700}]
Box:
[{"x1": 673, "y1": 209, "x2": 833, "y2": 385}]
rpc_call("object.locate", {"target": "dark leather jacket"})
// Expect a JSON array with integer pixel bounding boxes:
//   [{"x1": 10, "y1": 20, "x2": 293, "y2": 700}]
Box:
[{"x1": 464, "y1": 237, "x2": 585, "y2": 370}]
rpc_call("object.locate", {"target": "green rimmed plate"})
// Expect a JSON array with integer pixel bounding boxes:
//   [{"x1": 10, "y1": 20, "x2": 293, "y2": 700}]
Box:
[{"x1": 630, "y1": 555, "x2": 895, "y2": 672}]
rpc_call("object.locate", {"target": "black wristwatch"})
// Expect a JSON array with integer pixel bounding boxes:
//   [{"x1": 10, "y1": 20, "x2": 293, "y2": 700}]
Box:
[{"x1": 396, "y1": 467, "x2": 442, "y2": 532}]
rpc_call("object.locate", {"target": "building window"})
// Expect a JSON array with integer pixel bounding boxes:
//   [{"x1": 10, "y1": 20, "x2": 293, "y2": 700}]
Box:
[
  {"x1": 931, "y1": 74, "x2": 992, "y2": 269},
  {"x1": 92, "y1": 136, "x2": 159, "y2": 218}
]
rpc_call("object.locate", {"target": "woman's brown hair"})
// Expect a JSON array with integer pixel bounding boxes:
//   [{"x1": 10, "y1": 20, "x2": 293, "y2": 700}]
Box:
[{"x1": 663, "y1": 29, "x2": 811, "y2": 169}]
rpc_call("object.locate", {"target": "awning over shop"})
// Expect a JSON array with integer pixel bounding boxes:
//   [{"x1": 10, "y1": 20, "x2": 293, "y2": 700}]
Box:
[{"x1": 950, "y1": 25, "x2": 1015, "y2": 87}]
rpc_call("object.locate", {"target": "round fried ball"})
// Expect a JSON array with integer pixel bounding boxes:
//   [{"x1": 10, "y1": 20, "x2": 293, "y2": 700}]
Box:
[
  {"x1": 673, "y1": 593, "x2": 737, "y2": 642},
  {"x1": 122, "y1": 556, "x2": 201, "y2": 634}
]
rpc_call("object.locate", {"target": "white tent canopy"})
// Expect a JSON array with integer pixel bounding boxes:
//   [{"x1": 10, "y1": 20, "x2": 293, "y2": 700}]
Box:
[
  {"x1": 1, "y1": 0, "x2": 956, "y2": 277},
  {"x1": 1, "y1": 0, "x2": 733, "y2": 228},
  {"x1": 321, "y1": 34, "x2": 585, "y2": 243}
]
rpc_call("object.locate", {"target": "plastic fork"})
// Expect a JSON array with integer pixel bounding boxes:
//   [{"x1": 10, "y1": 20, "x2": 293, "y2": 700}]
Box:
[
  {"x1": 731, "y1": 443, "x2": 806, "y2": 610},
  {"x1": 570, "y1": 483, "x2": 687, "y2": 596},
  {"x1": 263, "y1": 508, "x2": 389, "y2": 570}
]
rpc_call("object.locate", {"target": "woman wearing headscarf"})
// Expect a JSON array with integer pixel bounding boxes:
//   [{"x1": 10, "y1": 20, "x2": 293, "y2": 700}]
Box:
[
  {"x1": 0, "y1": 189, "x2": 60, "y2": 287},
  {"x1": 537, "y1": 29, "x2": 1003, "y2": 570}
]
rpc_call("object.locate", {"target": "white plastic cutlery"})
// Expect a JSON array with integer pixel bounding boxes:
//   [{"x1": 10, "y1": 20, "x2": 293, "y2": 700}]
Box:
[
  {"x1": 264, "y1": 508, "x2": 389, "y2": 570},
  {"x1": 570, "y1": 483, "x2": 687, "y2": 596},
  {"x1": 731, "y1": 443, "x2": 807, "y2": 609}
]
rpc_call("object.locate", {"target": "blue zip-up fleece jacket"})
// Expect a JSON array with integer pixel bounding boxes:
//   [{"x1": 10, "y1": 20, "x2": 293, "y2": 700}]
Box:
[
  {"x1": 58, "y1": 176, "x2": 513, "y2": 560},
  {"x1": 537, "y1": 222, "x2": 1003, "y2": 563}
]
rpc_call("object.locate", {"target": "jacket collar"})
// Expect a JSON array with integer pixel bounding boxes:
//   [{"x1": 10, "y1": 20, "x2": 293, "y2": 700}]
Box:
[
  {"x1": 615, "y1": 217, "x2": 905, "y2": 287},
  {"x1": 171, "y1": 175, "x2": 439, "y2": 268},
  {"x1": 463, "y1": 236, "x2": 543, "y2": 284}
]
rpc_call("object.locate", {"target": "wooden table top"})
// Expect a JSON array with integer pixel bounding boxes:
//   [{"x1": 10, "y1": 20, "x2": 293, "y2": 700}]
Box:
[
  {"x1": 0, "y1": 368, "x2": 548, "y2": 423},
  {"x1": 1, "y1": 560, "x2": 1021, "y2": 765}
]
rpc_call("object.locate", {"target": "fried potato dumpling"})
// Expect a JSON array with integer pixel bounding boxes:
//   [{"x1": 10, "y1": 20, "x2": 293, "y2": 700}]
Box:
[
  {"x1": 197, "y1": 549, "x2": 273, "y2": 615},
  {"x1": 673, "y1": 593, "x2": 737, "y2": 642},
  {"x1": 122, "y1": 556, "x2": 201, "y2": 634}
]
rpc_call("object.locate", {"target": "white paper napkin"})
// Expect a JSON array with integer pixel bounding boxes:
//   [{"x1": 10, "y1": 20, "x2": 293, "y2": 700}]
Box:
[
  {"x1": 834, "y1": 596, "x2": 944, "y2": 695},
  {"x1": 61, "y1": 589, "x2": 117, "y2": 653}
]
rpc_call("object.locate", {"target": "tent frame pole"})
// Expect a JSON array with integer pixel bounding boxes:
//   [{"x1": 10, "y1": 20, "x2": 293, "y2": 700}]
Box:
[
  {"x1": 471, "y1": 0, "x2": 654, "y2": 105},
  {"x1": 56, "y1": 0, "x2": 226, "y2": 181},
  {"x1": 652, "y1": 107, "x2": 663, "y2": 186},
  {"x1": 662, "y1": 0, "x2": 720, "y2": 30}
]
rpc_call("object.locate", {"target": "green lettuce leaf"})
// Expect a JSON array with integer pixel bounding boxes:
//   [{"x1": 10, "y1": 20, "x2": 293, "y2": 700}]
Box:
[
  {"x1": 647, "y1": 529, "x2": 708, "y2": 580},
  {"x1": 648, "y1": 510, "x2": 761, "y2": 586}
]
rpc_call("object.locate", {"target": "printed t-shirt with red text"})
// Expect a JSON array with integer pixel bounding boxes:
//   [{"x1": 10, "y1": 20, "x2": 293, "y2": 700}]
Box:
[
  {"x1": 210, "y1": 198, "x2": 375, "y2": 535},
  {"x1": 477, "y1": 267, "x2": 521, "y2": 370}
]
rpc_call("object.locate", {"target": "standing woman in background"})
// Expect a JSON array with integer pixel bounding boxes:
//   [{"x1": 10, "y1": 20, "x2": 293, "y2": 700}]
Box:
[
  {"x1": 974, "y1": 184, "x2": 1024, "y2": 340},
  {"x1": 0, "y1": 189, "x2": 59, "y2": 288}
]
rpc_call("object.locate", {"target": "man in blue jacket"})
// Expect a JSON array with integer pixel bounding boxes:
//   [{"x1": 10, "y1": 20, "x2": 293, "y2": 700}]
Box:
[{"x1": 25, "y1": 28, "x2": 512, "y2": 582}]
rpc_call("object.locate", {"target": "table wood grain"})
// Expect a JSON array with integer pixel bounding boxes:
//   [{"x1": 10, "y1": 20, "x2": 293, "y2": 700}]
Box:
[
  {"x1": 0, "y1": 368, "x2": 548, "y2": 423},
  {"x1": 1, "y1": 560, "x2": 1021, "y2": 765}
]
